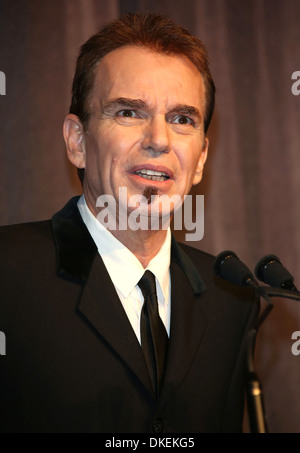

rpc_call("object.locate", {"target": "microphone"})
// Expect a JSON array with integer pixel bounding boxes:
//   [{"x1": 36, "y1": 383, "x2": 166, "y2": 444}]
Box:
[
  {"x1": 255, "y1": 254, "x2": 298, "y2": 292},
  {"x1": 214, "y1": 250, "x2": 259, "y2": 290}
]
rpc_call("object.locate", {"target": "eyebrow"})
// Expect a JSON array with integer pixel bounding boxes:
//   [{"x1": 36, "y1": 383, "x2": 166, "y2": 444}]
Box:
[
  {"x1": 170, "y1": 104, "x2": 202, "y2": 121},
  {"x1": 101, "y1": 97, "x2": 147, "y2": 114},
  {"x1": 101, "y1": 97, "x2": 202, "y2": 121}
]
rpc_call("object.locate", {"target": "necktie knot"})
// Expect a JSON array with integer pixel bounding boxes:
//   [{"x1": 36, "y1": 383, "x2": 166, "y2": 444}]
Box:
[{"x1": 138, "y1": 270, "x2": 157, "y2": 298}]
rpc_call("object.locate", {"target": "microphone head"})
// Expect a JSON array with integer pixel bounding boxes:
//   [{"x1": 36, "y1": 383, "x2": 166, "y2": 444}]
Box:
[
  {"x1": 255, "y1": 254, "x2": 296, "y2": 290},
  {"x1": 214, "y1": 250, "x2": 258, "y2": 288}
]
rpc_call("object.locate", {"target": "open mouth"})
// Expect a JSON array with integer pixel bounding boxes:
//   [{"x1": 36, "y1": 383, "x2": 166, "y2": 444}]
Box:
[{"x1": 134, "y1": 169, "x2": 170, "y2": 182}]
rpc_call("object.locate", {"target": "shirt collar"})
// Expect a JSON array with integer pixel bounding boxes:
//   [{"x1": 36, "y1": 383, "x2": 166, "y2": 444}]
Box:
[{"x1": 77, "y1": 195, "x2": 171, "y2": 303}]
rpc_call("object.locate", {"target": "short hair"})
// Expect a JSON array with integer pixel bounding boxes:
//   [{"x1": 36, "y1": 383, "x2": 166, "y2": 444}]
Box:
[{"x1": 70, "y1": 12, "x2": 215, "y2": 182}]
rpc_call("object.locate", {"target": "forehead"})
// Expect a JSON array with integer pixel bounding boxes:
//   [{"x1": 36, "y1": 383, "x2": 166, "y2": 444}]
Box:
[{"x1": 90, "y1": 45, "x2": 205, "y2": 111}]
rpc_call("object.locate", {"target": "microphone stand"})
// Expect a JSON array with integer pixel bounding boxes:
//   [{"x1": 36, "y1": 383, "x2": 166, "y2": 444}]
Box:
[
  {"x1": 245, "y1": 284, "x2": 300, "y2": 433},
  {"x1": 245, "y1": 284, "x2": 272, "y2": 433}
]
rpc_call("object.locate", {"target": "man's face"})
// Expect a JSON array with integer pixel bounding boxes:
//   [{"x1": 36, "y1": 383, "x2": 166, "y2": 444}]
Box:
[{"x1": 71, "y1": 45, "x2": 208, "y2": 218}]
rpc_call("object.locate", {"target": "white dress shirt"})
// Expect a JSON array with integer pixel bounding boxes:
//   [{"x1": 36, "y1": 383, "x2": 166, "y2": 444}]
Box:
[{"x1": 77, "y1": 195, "x2": 171, "y2": 343}]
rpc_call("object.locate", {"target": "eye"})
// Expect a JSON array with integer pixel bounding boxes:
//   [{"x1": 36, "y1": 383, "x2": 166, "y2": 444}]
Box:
[
  {"x1": 172, "y1": 115, "x2": 195, "y2": 126},
  {"x1": 116, "y1": 109, "x2": 138, "y2": 118}
]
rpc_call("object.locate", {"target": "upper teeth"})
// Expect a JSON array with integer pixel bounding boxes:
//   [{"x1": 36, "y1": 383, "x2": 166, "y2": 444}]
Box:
[{"x1": 135, "y1": 169, "x2": 169, "y2": 180}]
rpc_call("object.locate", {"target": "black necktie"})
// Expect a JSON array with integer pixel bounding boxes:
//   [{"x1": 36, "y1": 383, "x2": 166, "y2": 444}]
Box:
[{"x1": 138, "y1": 270, "x2": 168, "y2": 397}]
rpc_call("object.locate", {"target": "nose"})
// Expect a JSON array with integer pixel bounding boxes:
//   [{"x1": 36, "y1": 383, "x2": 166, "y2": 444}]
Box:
[{"x1": 141, "y1": 116, "x2": 171, "y2": 154}]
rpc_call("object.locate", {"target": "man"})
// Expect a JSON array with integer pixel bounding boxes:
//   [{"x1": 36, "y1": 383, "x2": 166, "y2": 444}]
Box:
[{"x1": 0, "y1": 13, "x2": 258, "y2": 433}]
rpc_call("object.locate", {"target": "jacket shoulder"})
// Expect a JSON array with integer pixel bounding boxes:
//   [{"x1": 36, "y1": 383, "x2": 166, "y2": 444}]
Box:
[
  {"x1": 0, "y1": 220, "x2": 53, "y2": 248},
  {"x1": 0, "y1": 197, "x2": 81, "y2": 250}
]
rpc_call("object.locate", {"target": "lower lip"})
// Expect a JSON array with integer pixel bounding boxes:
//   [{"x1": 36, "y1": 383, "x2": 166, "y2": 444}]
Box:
[{"x1": 129, "y1": 173, "x2": 173, "y2": 189}]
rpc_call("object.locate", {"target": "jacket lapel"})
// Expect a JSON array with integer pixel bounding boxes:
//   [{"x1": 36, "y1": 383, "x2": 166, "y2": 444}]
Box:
[
  {"x1": 159, "y1": 239, "x2": 208, "y2": 404},
  {"x1": 51, "y1": 197, "x2": 97, "y2": 283}
]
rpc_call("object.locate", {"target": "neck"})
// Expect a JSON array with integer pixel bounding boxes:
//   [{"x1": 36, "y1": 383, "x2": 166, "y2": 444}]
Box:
[
  {"x1": 84, "y1": 193, "x2": 169, "y2": 268},
  {"x1": 110, "y1": 228, "x2": 168, "y2": 268}
]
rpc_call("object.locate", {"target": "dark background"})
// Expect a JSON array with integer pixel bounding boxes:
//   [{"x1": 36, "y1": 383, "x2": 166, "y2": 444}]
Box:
[{"x1": 1, "y1": 0, "x2": 300, "y2": 432}]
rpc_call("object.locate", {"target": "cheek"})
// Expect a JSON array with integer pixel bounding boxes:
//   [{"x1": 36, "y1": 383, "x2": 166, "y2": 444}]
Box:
[
  {"x1": 114, "y1": 126, "x2": 142, "y2": 151},
  {"x1": 102, "y1": 125, "x2": 139, "y2": 157},
  {"x1": 176, "y1": 138, "x2": 203, "y2": 174}
]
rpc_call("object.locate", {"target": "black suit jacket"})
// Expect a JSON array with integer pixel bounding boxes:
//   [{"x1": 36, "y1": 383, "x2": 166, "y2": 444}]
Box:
[{"x1": 0, "y1": 197, "x2": 258, "y2": 433}]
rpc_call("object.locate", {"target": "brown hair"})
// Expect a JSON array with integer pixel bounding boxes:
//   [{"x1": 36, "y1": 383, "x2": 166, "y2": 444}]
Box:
[{"x1": 70, "y1": 12, "x2": 215, "y2": 182}]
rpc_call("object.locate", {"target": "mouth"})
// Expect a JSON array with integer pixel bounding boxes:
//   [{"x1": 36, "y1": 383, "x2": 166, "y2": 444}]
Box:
[{"x1": 132, "y1": 168, "x2": 170, "y2": 182}]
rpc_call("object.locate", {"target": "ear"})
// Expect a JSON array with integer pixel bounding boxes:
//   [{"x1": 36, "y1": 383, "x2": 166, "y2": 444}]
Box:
[
  {"x1": 192, "y1": 137, "x2": 209, "y2": 185},
  {"x1": 63, "y1": 114, "x2": 86, "y2": 169}
]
